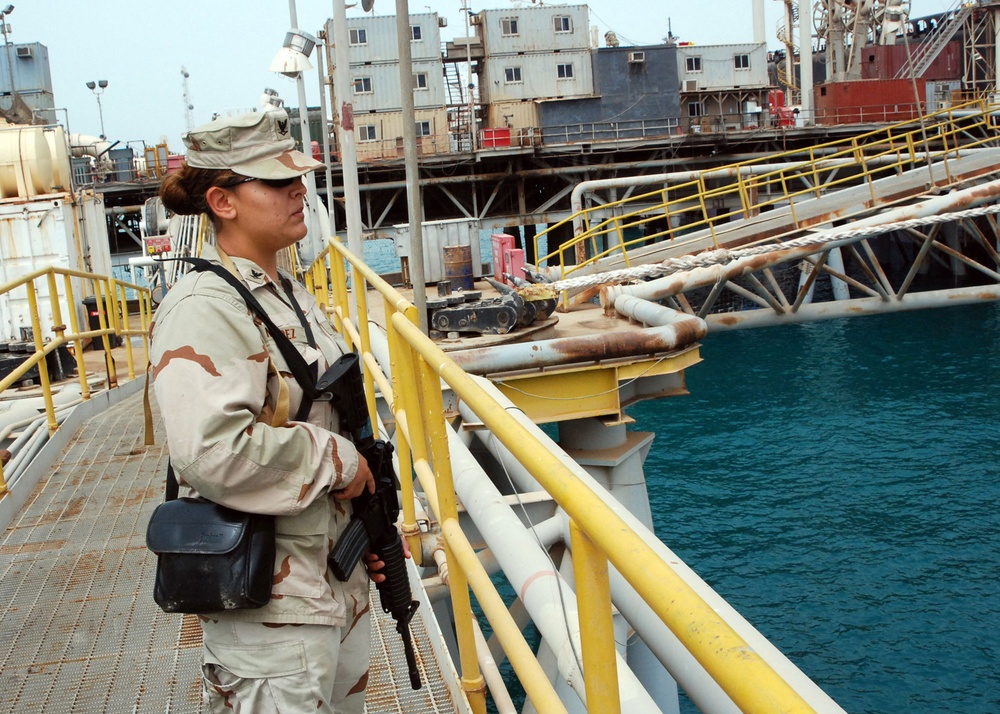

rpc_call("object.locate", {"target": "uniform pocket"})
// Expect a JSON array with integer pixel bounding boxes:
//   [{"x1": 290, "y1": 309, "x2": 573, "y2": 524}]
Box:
[
  {"x1": 272, "y1": 499, "x2": 330, "y2": 599},
  {"x1": 202, "y1": 639, "x2": 316, "y2": 713},
  {"x1": 275, "y1": 498, "x2": 328, "y2": 536}
]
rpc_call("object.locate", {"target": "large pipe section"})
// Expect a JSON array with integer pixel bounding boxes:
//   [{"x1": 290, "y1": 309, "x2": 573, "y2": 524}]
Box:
[
  {"x1": 462, "y1": 377, "x2": 848, "y2": 713},
  {"x1": 449, "y1": 299, "x2": 706, "y2": 375},
  {"x1": 445, "y1": 408, "x2": 661, "y2": 711}
]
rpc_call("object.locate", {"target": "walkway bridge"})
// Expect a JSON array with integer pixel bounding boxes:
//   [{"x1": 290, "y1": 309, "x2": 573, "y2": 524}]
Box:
[{"x1": 533, "y1": 100, "x2": 1000, "y2": 329}]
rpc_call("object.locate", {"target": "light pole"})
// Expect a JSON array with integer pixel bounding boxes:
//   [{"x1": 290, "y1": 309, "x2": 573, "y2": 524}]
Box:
[
  {"x1": 85, "y1": 79, "x2": 108, "y2": 138},
  {"x1": 269, "y1": 8, "x2": 323, "y2": 263},
  {"x1": 1, "y1": 5, "x2": 17, "y2": 114}
]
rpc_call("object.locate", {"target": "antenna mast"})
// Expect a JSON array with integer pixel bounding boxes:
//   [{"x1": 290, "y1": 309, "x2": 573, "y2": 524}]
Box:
[{"x1": 180, "y1": 66, "x2": 194, "y2": 131}]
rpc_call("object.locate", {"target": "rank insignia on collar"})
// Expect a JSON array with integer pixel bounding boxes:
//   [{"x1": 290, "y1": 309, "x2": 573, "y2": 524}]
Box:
[{"x1": 250, "y1": 269, "x2": 264, "y2": 280}]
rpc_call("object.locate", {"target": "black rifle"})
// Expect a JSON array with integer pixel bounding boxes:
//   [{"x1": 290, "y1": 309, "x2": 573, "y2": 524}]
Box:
[{"x1": 324, "y1": 353, "x2": 422, "y2": 690}]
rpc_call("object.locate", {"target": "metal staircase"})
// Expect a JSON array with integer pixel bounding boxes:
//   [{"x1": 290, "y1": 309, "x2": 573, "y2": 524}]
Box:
[{"x1": 894, "y1": 4, "x2": 972, "y2": 79}]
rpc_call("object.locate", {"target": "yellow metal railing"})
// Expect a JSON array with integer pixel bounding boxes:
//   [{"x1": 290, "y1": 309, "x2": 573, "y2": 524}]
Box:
[
  {"x1": 536, "y1": 99, "x2": 1000, "y2": 285},
  {"x1": 0, "y1": 267, "x2": 152, "y2": 497},
  {"x1": 309, "y1": 238, "x2": 819, "y2": 713}
]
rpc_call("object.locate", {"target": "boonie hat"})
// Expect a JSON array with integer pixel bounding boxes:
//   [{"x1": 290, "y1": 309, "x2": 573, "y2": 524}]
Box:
[{"x1": 182, "y1": 108, "x2": 323, "y2": 179}]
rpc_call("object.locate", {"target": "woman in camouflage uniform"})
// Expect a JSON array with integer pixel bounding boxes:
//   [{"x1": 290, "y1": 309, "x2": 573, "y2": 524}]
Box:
[{"x1": 151, "y1": 109, "x2": 377, "y2": 713}]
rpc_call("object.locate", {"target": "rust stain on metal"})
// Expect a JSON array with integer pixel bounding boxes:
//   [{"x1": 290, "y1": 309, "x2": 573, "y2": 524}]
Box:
[
  {"x1": 341, "y1": 102, "x2": 355, "y2": 131},
  {"x1": 179, "y1": 614, "x2": 202, "y2": 648},
  {"x1": 0, "y1": 538, "x2": 67, "y2": 555},
  {"x1": 108, "y1": 484, "x2": 160, "y2": 508}
]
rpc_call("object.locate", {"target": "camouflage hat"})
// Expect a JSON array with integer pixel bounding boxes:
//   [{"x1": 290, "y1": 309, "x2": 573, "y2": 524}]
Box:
[{"x1": 182, "y1": 109, "x2": 323, "y2": 179}]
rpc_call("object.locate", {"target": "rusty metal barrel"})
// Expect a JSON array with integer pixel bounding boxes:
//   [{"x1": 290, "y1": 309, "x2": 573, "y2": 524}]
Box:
[{"x1": 442, "y1": 244, "x2": 474, "y2": 291}]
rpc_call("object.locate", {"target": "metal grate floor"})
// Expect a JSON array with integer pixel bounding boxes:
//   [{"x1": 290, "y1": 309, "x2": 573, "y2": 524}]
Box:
[{"x1": 0, "y1": 387, "x2": 457, "y2": 713}]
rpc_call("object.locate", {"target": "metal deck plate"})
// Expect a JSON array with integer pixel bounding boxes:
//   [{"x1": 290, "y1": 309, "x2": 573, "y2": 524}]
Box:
[{"x1": 0, "y1": 388, "x2": 457, "y2": 713}]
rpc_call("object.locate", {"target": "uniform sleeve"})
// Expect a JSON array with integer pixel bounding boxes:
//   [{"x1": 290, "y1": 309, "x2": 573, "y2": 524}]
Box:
[{"x1": 150, "y1": 286, "x2": 359, "y2": 515}]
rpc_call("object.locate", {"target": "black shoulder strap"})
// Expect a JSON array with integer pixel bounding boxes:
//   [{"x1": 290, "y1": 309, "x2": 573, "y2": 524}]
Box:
[{"x1": 165, "y1": 460, "x2": 179, "y2": 501}]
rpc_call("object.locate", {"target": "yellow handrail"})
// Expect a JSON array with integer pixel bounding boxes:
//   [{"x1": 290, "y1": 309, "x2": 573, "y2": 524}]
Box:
[
  {"x1": 535, "y1": 99, "x2": 1000, "y2": 281},
  {"x1": 0, "y1": 266, "x2": 152, "y2": 498},
  {"x1": 311, "y1": 237, "x2": 820, "y2": 713}
]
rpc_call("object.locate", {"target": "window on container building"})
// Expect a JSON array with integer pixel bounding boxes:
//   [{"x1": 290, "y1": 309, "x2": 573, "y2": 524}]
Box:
[
  {"x1": 734, "y1": 54, "x2": 750, "y2": 70},
  {"x1": 359, "y1": 125, "x2": 377, "y2": 141},
  {"x1": 557, "y1": 63, "x2": 574, "y2": 79},
  {"x1": 501, "y1": 17, "x2": 519, "y2": 36},
  {"x1": 688, "y1": 101, "x2": 703, "y2": 117},
  {"x1": 353, "y1": 76, "x2": 373, "y2": 94},
  {"x1": 349, "y1": 28, "x2": 367, "y2": 45},
  {"x1": 553, "y1": 16, "x2": 572, "y2": 33},
  {"x1": 504, "y1": 66, "x2": 522, "y2": 83},
  {"x1": 413, "y1": 72, "x2": 428, "y2": 90},
  {"x1": 416, "y1": 121, "x2": 431, "y2": 137},
  {"x1": 411, "y1": 25, "x2": 422, "y2": 41},
  {"x1": 686, "y1": 56, "x2": 702, "y2": 72}
]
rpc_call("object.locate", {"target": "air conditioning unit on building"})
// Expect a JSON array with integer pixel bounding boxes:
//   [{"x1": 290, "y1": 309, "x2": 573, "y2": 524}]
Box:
[
  {"x1": 438, "y1": 17, "x2": 448, "y2": 28},
  {"x1": 628, "y1": 51, "x2": 645, "y2": 64},
  {"x1": 470, "y1": 14, "x2": 481, "y2": 25},
  {"x1": 15, "y1": 46, "x2": 32, "y2": 59},
  {"x1": 683, "y1": 79, "x2": 699, "y2": 92}
]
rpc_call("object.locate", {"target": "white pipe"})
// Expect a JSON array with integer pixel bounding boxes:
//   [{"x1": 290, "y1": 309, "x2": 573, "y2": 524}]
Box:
[
  {"x1": 331, "y1": 0, "x2": 365, "y2": 323},
  {"x1": 449, "y1": 299, "x2": 706, "y2": 375},
  {"x1": 472, "y1": 617, "x2": 518, "y2": 714},
  {"x1": 446, "y1": 419, "x2": 661, "y2": 711},
  {"x1": 752, "y1": 0, "x2": 766, "y2": 45},
  {"x1": 827, "y1": 246, "x2": 850, "y2": 300},
  {"x1": 69, "y1": 133, "x2": 111, "y2": 158},
  {"x1": 799, "y1": 0, "x2": 815, "y2": 124}
]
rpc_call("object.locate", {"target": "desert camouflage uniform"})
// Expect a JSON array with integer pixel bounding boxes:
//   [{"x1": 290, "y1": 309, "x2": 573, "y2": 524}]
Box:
[{"x1": 150, "y1": 244, "x2": 371, "y2": 713}]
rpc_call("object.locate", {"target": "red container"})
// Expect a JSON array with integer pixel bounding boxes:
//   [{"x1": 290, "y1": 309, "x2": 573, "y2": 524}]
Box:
[
  {"x1": 504, "y1": 248, "x2": 525, "y2": 285},
  {"x1": 165, "y1": 154, "x2": 185, "y2": 174},
  {"x1": 491, "y1": 233, "x2": 515, "y2": 283},
  {"x1": 481, "y1": 127, "x2": 511, "y2": 148}
]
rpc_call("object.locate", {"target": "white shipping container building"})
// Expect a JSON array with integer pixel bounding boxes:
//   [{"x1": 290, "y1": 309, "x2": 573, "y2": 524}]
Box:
[
  {"x1": 474, "y1": 5, "x2": 595, "y2": 106},
  {"x1": 676, "y1": 43, "x2": 770, "y2": 92},
  {"x1": 474, "y1": 4, "x2": 592, "y2": 55},
  {"x1": 337, "y1": 13, "x2": 445, "y2": 66},
  {"x1": 481, "y1": 51, "x2": 594, "y2": 103},
  {"x1": 348, "y1": 62, "x2": 449, "y2": 112}
]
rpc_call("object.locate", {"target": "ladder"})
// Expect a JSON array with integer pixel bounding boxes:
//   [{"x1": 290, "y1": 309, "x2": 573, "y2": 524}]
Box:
[{"x1": 894, "y1": 5, "x2": 972, "y2": 79}]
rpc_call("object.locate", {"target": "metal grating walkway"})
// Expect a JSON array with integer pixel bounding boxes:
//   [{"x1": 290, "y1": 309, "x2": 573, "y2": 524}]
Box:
[{"x1": 0, "y1": 386, "x2": 457, "y2": 713}]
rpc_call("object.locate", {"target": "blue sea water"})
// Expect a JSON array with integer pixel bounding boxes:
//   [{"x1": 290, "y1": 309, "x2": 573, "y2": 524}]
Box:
[{"x1": 630, "y1": 303, "x2": 1000, "y2": 713}]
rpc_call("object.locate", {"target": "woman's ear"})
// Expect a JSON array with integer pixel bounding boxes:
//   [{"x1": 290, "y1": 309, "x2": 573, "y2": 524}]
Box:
[{"x1": 205, "y1": 185, "x2": 237, "y2": 221}]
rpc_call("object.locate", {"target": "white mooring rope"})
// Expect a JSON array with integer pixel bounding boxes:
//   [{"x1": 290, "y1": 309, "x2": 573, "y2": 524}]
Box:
[{"x1": 548, "y1": 204, "x2": 1000, "y2": 292}]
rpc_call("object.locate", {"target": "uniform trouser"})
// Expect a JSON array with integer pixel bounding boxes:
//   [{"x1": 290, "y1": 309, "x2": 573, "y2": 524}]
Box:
[{"x1": 199, "y1": 615, "x2": 372, "y2": 714}]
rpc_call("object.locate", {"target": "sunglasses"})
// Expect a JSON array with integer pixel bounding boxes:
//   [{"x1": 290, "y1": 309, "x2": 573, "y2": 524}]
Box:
[{"x1": 223, "y1": 176, "x2": 300, "y2": 189}]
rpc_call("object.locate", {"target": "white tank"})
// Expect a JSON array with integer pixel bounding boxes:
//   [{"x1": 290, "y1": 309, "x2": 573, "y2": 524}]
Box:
[
  {"x1": 0, "y1": 126, "x2": 56, "y2": 199},
  {"x1": 43, "y1": 126, "x2": 73, "y2": 192}
]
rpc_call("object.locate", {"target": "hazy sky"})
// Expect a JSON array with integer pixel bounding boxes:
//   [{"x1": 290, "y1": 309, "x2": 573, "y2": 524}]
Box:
[{"x1": 9, "y1": 0, "x2": 961, "y2": 151}]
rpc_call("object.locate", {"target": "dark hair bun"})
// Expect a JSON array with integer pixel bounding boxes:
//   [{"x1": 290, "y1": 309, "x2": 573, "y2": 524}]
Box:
[{"x1": 159, "y1": 168, "x2": 208, "y2": 215}]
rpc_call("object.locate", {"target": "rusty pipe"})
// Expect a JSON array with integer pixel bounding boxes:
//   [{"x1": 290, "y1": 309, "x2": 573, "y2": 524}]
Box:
[{"x1": 449, "y1": 299, "x2": 706, "y2": 375}]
